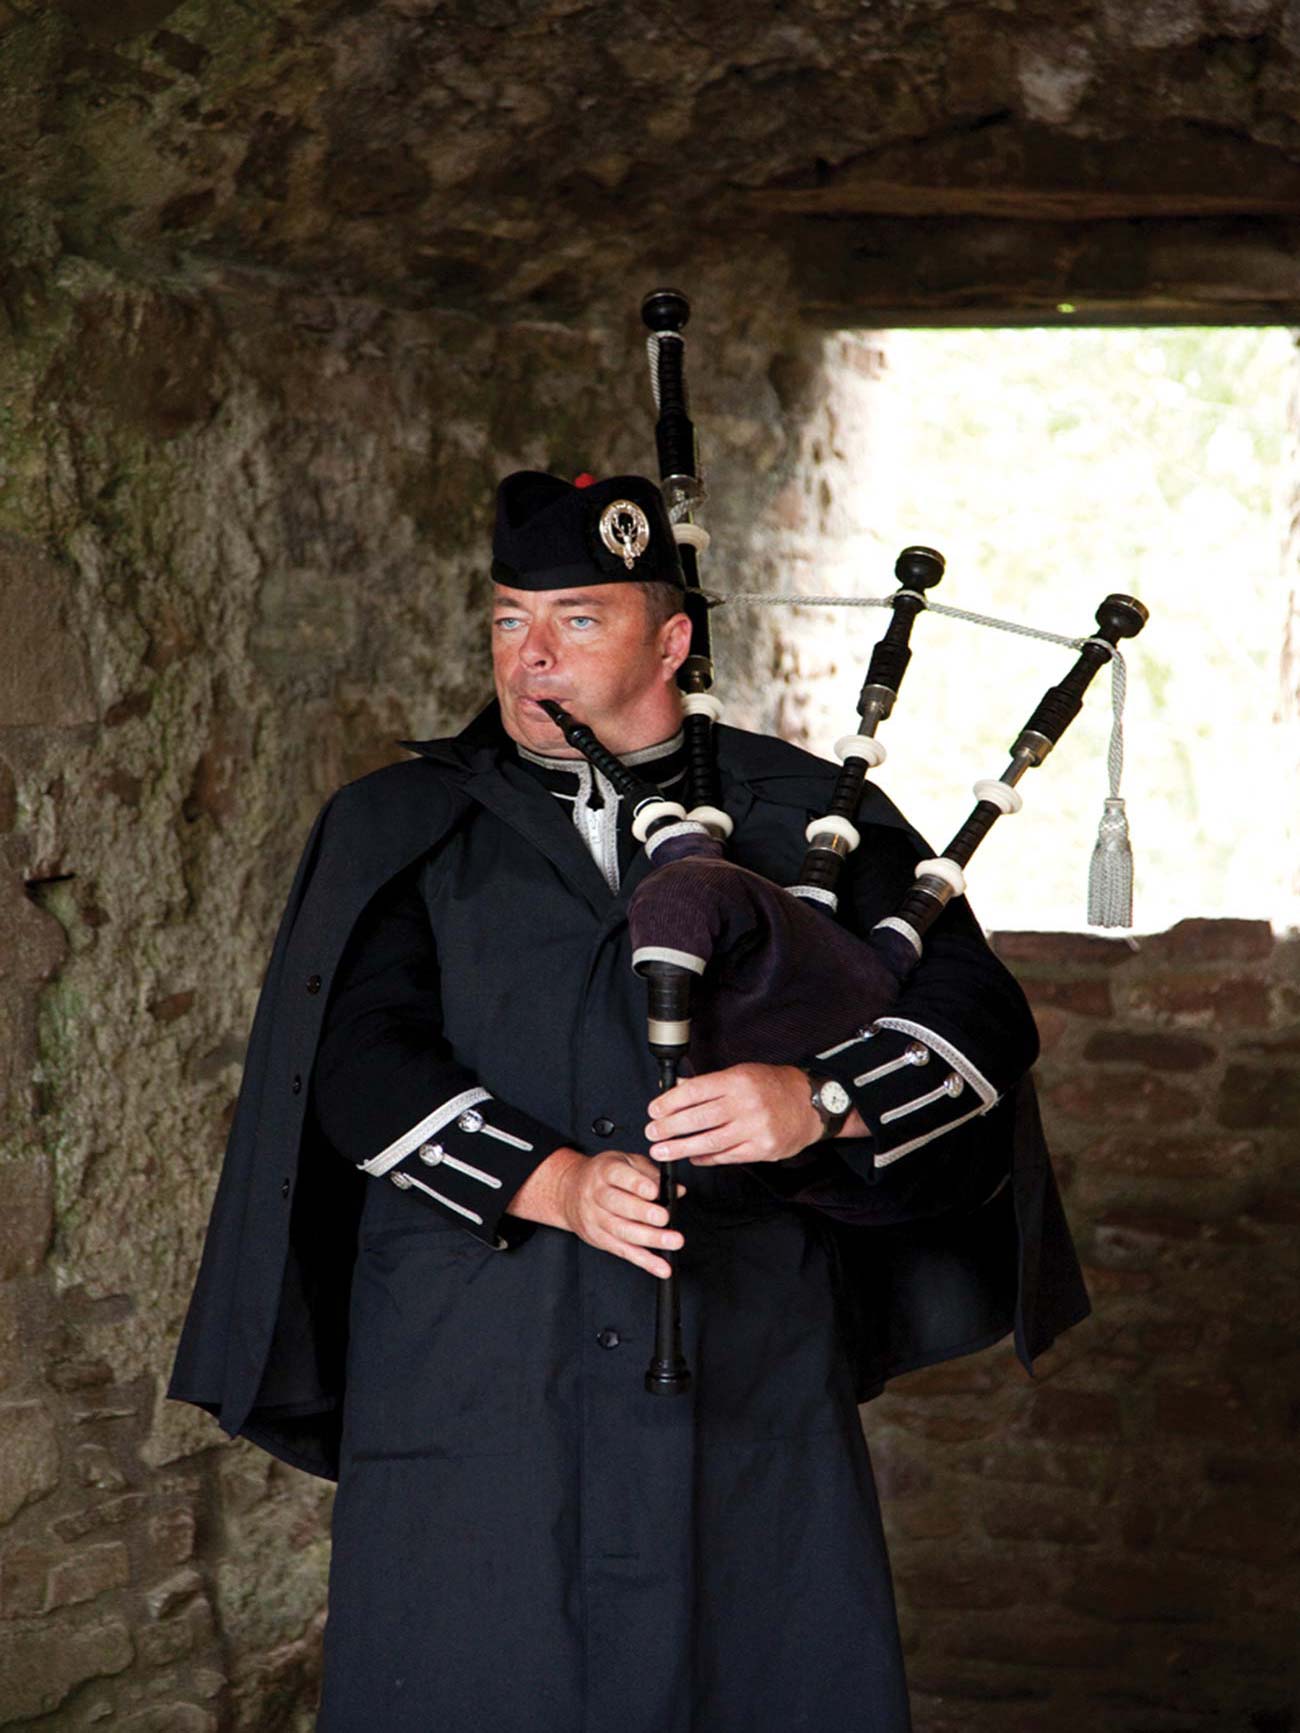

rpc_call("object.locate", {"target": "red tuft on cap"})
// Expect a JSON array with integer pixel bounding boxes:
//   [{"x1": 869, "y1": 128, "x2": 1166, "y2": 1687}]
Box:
[{"x1": 573, "y1": 472, "x2": 597, "y2": 489}]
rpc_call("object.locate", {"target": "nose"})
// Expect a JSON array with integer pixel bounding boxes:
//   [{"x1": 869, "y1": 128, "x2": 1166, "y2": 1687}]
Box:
[{"x1": 520, "y1": 621, "x2": 558, "y2": 670}]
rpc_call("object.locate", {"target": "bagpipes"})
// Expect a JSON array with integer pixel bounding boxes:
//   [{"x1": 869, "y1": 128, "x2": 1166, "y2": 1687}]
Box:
[{"x1": 549, "y1": 289, "x2": 1148, "y2": 1396}]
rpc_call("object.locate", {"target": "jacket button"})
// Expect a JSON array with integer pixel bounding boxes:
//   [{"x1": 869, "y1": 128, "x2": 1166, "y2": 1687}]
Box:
[
  {"x1": 306, "y1": 974, "x2": 322, "y2": 995},
  {"x1": 280, "y1": 1178, "x2": 290, "y2": 1199},
  {"x1": 596, "y1": 1327, "x2": 621, "y2": 1350},
  {"x1": 592, "y1": 1117, "x2": 615, "y2": 1137},
  {"x1": 291, "y1": 1074, "x2": 302, "y2": 1094}
]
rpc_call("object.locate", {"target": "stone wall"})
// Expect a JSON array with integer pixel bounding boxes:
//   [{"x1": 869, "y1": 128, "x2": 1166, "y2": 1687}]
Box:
[{"x1": 875, "y1": 918, "x2": 1300, "y2": 1733}]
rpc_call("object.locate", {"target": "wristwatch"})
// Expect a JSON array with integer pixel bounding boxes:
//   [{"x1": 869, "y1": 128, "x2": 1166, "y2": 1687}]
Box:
[{"x1": 805, "y1": 1073, "x2": 852, "y2": 1140}]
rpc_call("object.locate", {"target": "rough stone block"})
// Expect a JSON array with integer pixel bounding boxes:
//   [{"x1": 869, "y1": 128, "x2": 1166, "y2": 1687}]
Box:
[
  {"x1": 1024, "y1": 1387, "x2": 1123, "y2": 1442},
  {"x1": 981, "y1": 1490, "x2": 1102, "y2": 1546},
  {"x1": 1174, "y1": 1491, "x2": 1298, "y2": 1563},
  {"x1": 877, "y1": 1401, "x2": 1006, "y2": 1444},
  {"x1": 1140, "y1": 918, "x2": 1274, "y2": 963},
  {"x1": 0, "y1": 1153, "x2": 54, "y2": 1279},
  {"x1": 117, "y1": 1705, "x2": 217, "y2": 1733},
  {"x1": 52, "y1": 1358, "x2": 117, "y2": 1395},
  {"x1": 1077, "y1": 1258, "x2": 1158, "y2": 1293},
  {"x1": 886, "y1": 1498, "x2": 966, "y2": 1541},
  {"x1": 1, "y1": 1538, "x2": 131, "y2": 1618},
  {"x1": 51, "y1": 1492, "x2": 146, "y2": 1542},
  {"x1": 146, "y1": 1566, "x2": 205, "y2": 1620},
  {"x1": 1133, "y1": 1317, "x2": 1202, "y2": 1356},
  {"x1": 901, "y1": 1700, "x2": 1049, "y2": 1733},
  {"x1": 99, "y1": 768, "x2": 143, "y2": 809},
  {"x1": 1217, "y1": 1063, "x2": 1300, "y2": 1130},
  {"x1": 953, "y1": 1435, "x2": 1125, "y2": 1500},
  {"x1": 191, "y1": 1665, "x2": 226, "y2": 1700},
  {"x1": 0, "y1": 537, "x2": 97, "y2": 727},
  {"x1": 148, "y1": 989, "x2": 196, "y2": 1024},
  {"x1": 991, "y1": 931, "x2": 1136, "y2": 968},
  {"x1": 1119, "y1": 1496, "x2": 1161, "y2": 1551},
  {"x1": 1095, "y1": 1206, "x2": 1208, "y2": 1243},
  {"x1": 946, "y1": 1615, "x2": 1133, "y2": 1670},
  {"x1": 148, "y1": 1505, "x2": 197, "y2": 1567},
  {"x1": 0, "y1": 1400, "x2": 59, "y2": 1523},
  {"x1": 1238, "y1": 1032, "x2": 1300, "y2": 1057},
  {"x1": 903, "y1": 1663, "x2": 1049, "y2": 1703},
  {"x1": 890, "y1": 1358, "x2": 1002, "y2": 1398},
  {"x1": 1046, "y1": 1071, "x2": 1200, "y2": 1125},
  {"x1": 45, "y1": 1540, "x2": 131, "y2": 1610},
  {"x1": 136, "y1": 1600, "x2": 205, "y2": 1669},
  {"x1": 0, "y1": 1618, "x2": 132, "y2": 1721},
  {"x1": 1082, "y1": 1132, "x2": 1259, "y2": 1180},
  {"x1": 1229, "y1": 1186, "x2": 1300, "y2": 1229},
  {"x1": 1082, "y1": 1029, "x2": 1217, "y2": 1070},
  {"x1": 178, "y1": 703, "x2": 251, "y2": 821},
  {"x1": 896, "y1": 1554, "x2": 1057, "y2": 1611},
  {"x1": 1126, "y1": 974, "x2": 1272, "y2": 1029},
  {"x1": 1030, "y1": 1004, "x2": 1069, "y2": 1052},
  {"x1": 1065, "y1": 1559, "x2": 1226, "y2": 1622},
  {"x1": 1153, "y1": 1381, "x2": 1254, "y2": 1443},
  {"x1": 1204, "y1": 1453, "x2": 1297, "y2": 1490},
  {"x1": 71, "y1": 1441, "x2": 127, "y2": 1493},
  {"x1": 0, "y1": 872, "x2": 68, "y2": 987},
  {"x1": 867, "y1": 1431, "x2": 935, "y2": 1500},
  {"x1": 0, "y1": 1543, "x2": 49, "y2": 1618},
  {"x1": 1088, "y1": 1216, "x2": 1183, "y2": 1271},
  {"x1": 1025, "y1": 978, "x2": 1115, "y2": 1016},
  {"x1": 103, "y1": 689, "x2": 153, "y2": 727}
]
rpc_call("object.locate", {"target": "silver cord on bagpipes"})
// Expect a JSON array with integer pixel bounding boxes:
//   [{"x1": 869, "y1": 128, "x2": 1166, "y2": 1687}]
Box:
[{"x1": 726, "y1": 586, "x2": 1138, "y2": 928}]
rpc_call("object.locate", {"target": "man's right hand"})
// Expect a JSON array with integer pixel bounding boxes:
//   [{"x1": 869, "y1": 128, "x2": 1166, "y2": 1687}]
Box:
[{"x1": 507, "y1": 1147, "x2": 685, "y2": 1279}]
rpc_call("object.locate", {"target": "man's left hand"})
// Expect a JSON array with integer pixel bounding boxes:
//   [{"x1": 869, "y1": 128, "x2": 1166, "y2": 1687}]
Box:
[{"x1": 645, "y1": 1063, "x2": 824, "y2": 1166}]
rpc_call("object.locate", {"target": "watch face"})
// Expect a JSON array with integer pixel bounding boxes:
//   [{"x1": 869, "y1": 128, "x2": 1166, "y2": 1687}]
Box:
[{"x1": 819, "y1": 1079, "x2": 851, "y2": 1116}]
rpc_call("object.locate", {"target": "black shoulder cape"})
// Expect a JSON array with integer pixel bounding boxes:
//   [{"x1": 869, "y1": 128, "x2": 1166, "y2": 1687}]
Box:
[{"x1": 168, "y1": 704, "x2": 1089, "y2": 1479}]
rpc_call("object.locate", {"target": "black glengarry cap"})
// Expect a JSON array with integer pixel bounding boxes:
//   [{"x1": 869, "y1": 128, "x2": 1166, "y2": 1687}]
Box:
[{"x1": 491, "y1": 471, "x2": 686, "y2": 591}]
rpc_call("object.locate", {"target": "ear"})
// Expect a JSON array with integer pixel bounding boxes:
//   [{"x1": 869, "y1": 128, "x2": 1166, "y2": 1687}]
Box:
[{"x1": 659, "y1": 610, "x2": 692, "y2": 681}]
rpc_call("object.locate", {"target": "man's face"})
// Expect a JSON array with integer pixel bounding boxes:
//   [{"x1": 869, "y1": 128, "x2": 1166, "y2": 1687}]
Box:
[{"x1": 492, "y1": 583, "x2": 690, "y2": 756}]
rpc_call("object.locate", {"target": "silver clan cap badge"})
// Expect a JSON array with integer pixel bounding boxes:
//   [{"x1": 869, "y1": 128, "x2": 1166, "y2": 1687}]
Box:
[{"x1": 598, "y1": 499, "x2": 651, "y2": 570}]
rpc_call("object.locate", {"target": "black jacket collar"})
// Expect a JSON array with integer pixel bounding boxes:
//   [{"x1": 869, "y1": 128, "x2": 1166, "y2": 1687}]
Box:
[{"x1": 399, "y1": 701, "x2": 912, "y2": 839}]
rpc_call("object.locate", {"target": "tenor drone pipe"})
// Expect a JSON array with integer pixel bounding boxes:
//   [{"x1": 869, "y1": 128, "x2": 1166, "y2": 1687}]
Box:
[
  {"x1": 792, "y1": 546, "x2": 945, "y2": 909},
  {"x1": 642, "y1": 288, "x2": 725, "y2": 832},
  {"x1": 886, "y1": 593, "x2": 1148, "y2": 948}
]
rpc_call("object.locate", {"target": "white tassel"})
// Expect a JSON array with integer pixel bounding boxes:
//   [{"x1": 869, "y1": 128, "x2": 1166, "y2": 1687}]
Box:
[
  {"x1": 1089, "y1": 796, "x2": 1133, "y2": 927},
  {"x1": 1088, "y1": 651, "x2": 1134, "y2": 928}
]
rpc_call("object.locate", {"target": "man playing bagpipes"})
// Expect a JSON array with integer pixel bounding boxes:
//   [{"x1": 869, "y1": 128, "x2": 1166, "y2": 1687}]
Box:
[{"x1": 169, "y1": 447, "x2": 1097, "y2": 1729}]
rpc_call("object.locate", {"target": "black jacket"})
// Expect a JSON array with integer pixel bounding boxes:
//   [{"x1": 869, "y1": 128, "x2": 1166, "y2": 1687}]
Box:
[{"x1": 168, "y1": 704, "x2": 1090, "y2": 1481}]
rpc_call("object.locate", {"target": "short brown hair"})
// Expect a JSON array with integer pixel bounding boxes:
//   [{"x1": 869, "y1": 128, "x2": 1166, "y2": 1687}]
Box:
[{"x1": 637, "y1": 580, "x2": 687, "y2": 631}]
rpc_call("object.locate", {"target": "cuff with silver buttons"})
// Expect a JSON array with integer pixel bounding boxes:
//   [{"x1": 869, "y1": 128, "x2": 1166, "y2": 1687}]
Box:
[
  {"x1": 801, "y1": 1017, "x2": 1000, "y2": 1173},
  {"x1": 355, "y1": 1086, "x2": 569, "y2": 1247}
]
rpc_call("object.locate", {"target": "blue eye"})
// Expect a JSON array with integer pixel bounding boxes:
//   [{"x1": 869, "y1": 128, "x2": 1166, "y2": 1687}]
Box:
[
  {"x1": 568, "y1": 616, "x2": 596, "y2": 630},
  {"x1": 494, "y1": 617, "x2": 523, "y2": 631}
]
